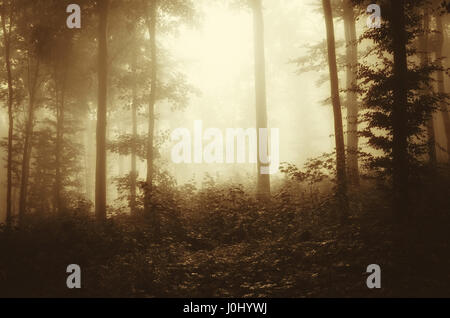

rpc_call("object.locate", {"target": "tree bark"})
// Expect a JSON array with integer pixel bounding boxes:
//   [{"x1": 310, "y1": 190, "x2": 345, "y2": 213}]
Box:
[
  {"x1": 54, "y1": 63, "x2": 68, "y2": 215},
  {"x1": 322, "y1": 0, "x2": 348, "y2": 220},
  {"x1": 95, "y1": 0, "x2": 109, "y2": 220},
  {"x1": 84, "y1": 117, "x2": 95, "y2": 203},
  {"x1": 18, "y1": 56, "x2": 39, "y2": 225},
  {"x1": 143, "y1": 0, "x2": 160, "y2": 238},
  {"x1": 252, "y1": 0, "x2": 270, "y2": 200},
  {"x1": 391, "y1": 0, "x2": 409, "y2": 220},
  {"x1": 419, "y1": 10, "x2": 437, "y2": 166},
  {"x1": 343, "y1": 0, "x2": 359, "y2": 186},
  {"x1": 1, "y1": 1, "x2": 14, "y2": 227},
  {"x1": 435, "y1": 13, "x2": 450, "y2": 163},
  {"x1": 130, "y1": 51, "x2": 138, "y2": 215}
]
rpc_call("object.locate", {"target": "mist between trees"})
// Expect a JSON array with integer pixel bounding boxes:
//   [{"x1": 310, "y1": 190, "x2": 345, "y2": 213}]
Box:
[{"x1": 0, "y1": 0, "x2": 449, "y2": 298}]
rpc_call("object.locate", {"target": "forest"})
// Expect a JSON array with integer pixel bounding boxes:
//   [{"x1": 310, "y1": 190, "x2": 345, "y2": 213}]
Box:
[{"x1": 0, "y1": 0, "x2": 450, "y2": 298}]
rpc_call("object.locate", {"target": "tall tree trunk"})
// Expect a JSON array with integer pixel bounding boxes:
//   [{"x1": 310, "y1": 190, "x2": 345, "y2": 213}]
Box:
[
  {"x1": 144, "y1": 0, "x2": 160, "y2": 238},
  {"x1": 84, "y1": 117, "x2": 95, "y2": 203},
  {"x1": 12, "y1": 185, "x2": 17, "y2": 216},
  {"x1": 118, "y1": 141, "x2": 124, "y2": 176},
  {"x1": 55, "y1": 65, "x2": 68, "y2": 215},
  {"x1": 343, "y1": 0, "x2": 359, "y2": 186},
  {"x1": 95, "y1": 0, "x2": 109, "y2": 220},
  {"x1": 419, "y1": 10, "x2": 437, "y2": 166},
  {"x1": 435, "y1": 13, "x2": 450, "y2": 163},
  {"x1": 1, "y1": 1, "x2": 14, "y2": 227},
  {"x1": 252, "y1": 0, "x2": 270, "y2": 200},
  {"x1": 130, "y1": 52, "x2": 138, "y2": 215},
  {"x1": 322, "y1": 0, "x2": 348, "y2": 221},
  {"x1": 391, "y1": 0, "x2": 409, "y2": 220},
  {"x1": 18, "y1": 57, "x2": 39, "y2": 224}
]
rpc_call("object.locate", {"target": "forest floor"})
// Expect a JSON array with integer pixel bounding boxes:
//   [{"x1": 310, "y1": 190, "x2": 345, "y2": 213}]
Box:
[
  {"x1": 1, "y1": 180, "x2": 450, "y2": 297},
  {"x1": 153, "y1": 216, "x2": 450, "y2": 298}
]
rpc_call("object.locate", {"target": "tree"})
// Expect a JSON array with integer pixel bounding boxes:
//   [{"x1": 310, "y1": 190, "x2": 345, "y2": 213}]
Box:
[
  {"x1": 14, "y1": 0, "x2": 67, "y2": 223},
  {"x1": 142, "y1": 0, "x2": 160, "y2": 237},
  {"x1": 106, "y1": 0, "x2": 195, "y2": 217},
  {"x1": 251, "y1": 0, "x2": 270, "y2": 200},
  {"x1": 18, "y1": 47, "x2": 40, "y2": 225},
  {"x1": 139, "y1": 0, "x2": 195, "y2": 233},
  {"x1": 322, "y1": 0, "x2": 348, "y2": 220},
  {"x1": 45, "y1": 4, "x2": 77, "y2": 215},
  {"x1": 355, "y1": 0, "x2": 445, "y2": 221},
  {"x1": 1, "y1": 0, "x2": 14, "y2": 227},
  {"x1": 130, "y1": 50, "x2": 138, "y2": 215},
  {"x1": 435, "y1": 11, "x2": 450, "y2": 162},
  {"x1": 343, "y1": 0, "x2": 359, "y2": 185},
  {"x1": 95, "y1": 0, "x2": 109, "y2": 220},
  {"x1": 53, "y1": 41, "x2": 70, "y2": 215},
  {"x1": 418, "y1": 8, "x2": 437, "y2": 165},
  {"x1": 390, "y1": 0, "x2": 409, "y2": 219}
]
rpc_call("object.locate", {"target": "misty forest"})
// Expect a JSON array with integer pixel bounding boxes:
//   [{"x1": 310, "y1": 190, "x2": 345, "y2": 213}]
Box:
[{"x1": 0, "y1": 0, "x2": 450, "y2": 297}]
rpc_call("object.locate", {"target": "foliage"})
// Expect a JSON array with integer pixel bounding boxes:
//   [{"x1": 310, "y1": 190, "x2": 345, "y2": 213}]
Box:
[
  {"x1": 1, "y1": 168, "x2": 449, "y2": 297},
  {"x1": 355, "y1": 0, "x2": 449, "y2": 174}
]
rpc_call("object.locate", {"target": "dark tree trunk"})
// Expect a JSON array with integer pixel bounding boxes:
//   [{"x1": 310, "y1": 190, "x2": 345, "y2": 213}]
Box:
[
  {"x1": 144, "y1": 0, "x2": 160, "y2": 238},
  {"x1": 1, "y1": 2, "x2": 14, "y2": 227},
  {"x1": 391, "y1": 0, "x2": 409, "y2": 220},
  {"x1": 95, "y1": 0, "x2": 109, "y2": 220},
  {"x1": 54, "y1": 64, "x2": 68, "y2": 215},
  {"x1": 18, "y1": 57, "x2": 39, "y2": 225},
  {"x1": 343, "y1": 0, "x2": 359, "y2": 186},
  {"x1": 84, "y1": 117, "x2": 95, "y2": 203},
  {"x1": 419, "y1": 10, "x2": 437, "y2": 166},
  {"x1": 130, "y1": 52, "x2": 137, "y2": 215},
  {"x1": 435, "y1": 14, "x2": 450, "y2": 163},
  {"x1": 252, "y1": 0, "x2": 270, "y2": 200},
  {"x1": 322, "y1": 0, "x2": 348, "y2": 221}
]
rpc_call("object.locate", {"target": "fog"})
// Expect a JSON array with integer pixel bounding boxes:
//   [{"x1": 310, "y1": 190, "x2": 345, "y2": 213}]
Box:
[{"x1": 125, "y1": 0, "x2": 337, "y2": 187}]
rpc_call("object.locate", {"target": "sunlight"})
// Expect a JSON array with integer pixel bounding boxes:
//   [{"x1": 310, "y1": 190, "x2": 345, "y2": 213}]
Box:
[{"x1": 170, "y1": 2, "x2": 253, "y2": 92}]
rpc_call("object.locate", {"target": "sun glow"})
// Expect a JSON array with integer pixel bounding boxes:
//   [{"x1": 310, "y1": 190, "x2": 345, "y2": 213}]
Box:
[
  {"x1": 169, "y1": 2, "x2": 253, "y2": 93},
  {"x1": 162, "y1": 0, "x2": 335, "y2": 185}
]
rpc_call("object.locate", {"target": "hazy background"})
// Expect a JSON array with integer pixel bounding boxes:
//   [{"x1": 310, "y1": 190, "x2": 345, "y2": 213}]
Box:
[
  {"x1": 122, "y1": 0, "x2": 336, "y2": 187},
  {"x1": 1, "y1": 0, "x2": 448, "y2": 221}
]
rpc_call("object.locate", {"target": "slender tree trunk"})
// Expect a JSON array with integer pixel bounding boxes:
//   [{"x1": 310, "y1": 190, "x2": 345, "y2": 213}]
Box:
[
  {"x1": 55, "y1": 65, "x2": 68, "y2": 215},
  {"x1": 118, "y1": 144, "x2": 124, "y2": 176},
  {"x1": 343, "y1": 0, "x2": 359, "y2": 186},
  {"x1": 130, "y1": 52, "x2": 138, "y2": 215},
  {"x1": 12, "y1": 185, "x2": 17, "y2": 216},
  {"x1": 322, "y1": 0, "x2": 348, "y2": 221},
  {"x1": 391, "y1": 0, "x2": 409, "y2": 220},
  {"x1": 143, "y1": 0, "x2": 160, "y2": 239},
  {"x1": 435, "y1": 14, "x2": 450, "y2": 163},
  {"x1": 55, "y1": 94, "x2": 65, "y2": 214},
  {"x1": 18, "y1": 57, "x2": 39, "y2": 224},
  {"x1": 252, "y1": 0, "x2": 270, "y2": 200},
  {"x1": 419, "y1": 10, "x2": 437, "y2": 165},
  {"x1": 1, "y1": 2, "x2": 14, "y2": 227},
  {"x1": 84, "y1": 118, "x2": 95, "y2": 203},
  {"x1": 95, "y1": 0, "x2": 109, "y2": 220}
]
